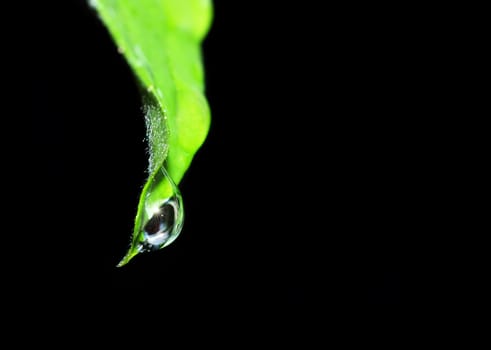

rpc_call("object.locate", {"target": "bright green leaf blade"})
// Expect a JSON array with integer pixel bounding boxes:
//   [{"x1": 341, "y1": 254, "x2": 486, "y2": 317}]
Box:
[{"x1": 89, "y1": 0, "x2": 213, "y2": 265}]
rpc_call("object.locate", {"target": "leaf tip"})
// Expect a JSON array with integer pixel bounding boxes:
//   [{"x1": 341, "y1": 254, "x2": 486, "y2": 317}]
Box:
[{"x1": 116, "y1": 246, "x2": 140, "y2": 267}]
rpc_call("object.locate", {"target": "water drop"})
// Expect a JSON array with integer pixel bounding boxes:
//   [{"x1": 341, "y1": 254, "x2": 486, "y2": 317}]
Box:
[
  {"x1": 140, "y1": 195, "x2": 181, "y2": 252},
  {"x1": 118, "y1": 166, "x2": 183, "y2": 266}
]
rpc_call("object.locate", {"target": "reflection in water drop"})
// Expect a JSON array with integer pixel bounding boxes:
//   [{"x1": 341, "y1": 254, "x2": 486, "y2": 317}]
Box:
[
  {"x1": 117, "y1": 166, "x2": 183, "y2": 266},
  {"x1": 141, "y1": 196, "x2": 180, "y2": 252}
]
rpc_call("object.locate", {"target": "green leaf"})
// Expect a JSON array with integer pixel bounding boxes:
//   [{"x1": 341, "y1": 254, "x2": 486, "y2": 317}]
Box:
[{"x1": 90, "y1": 0, "x2": 213, "y2": 266}]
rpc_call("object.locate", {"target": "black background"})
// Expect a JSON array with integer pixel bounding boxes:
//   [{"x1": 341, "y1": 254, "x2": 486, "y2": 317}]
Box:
[{"x1": 19, "y1": 0, "x2": 407, "y2": 333}]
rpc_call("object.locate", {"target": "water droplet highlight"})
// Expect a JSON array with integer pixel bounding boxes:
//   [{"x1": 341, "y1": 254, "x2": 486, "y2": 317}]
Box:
[{"x1": 117, "y1": 166, "x2": 183, "y2": 267}]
